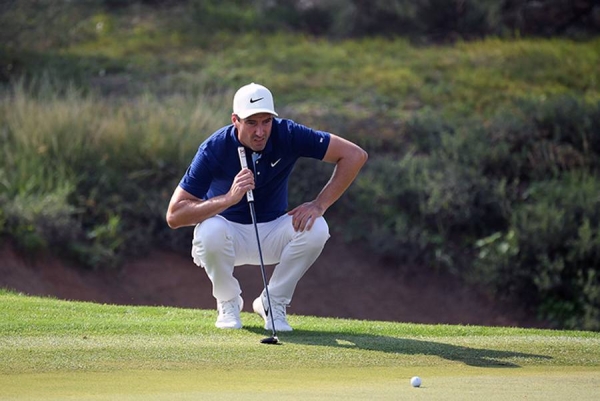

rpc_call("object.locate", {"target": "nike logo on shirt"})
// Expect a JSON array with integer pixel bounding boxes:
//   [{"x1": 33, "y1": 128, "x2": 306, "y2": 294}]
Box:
[{"x1": 271, "y1": 158, "x2": 281, "y2": 167}]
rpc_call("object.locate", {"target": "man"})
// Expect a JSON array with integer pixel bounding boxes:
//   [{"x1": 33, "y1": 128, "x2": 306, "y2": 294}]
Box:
[{"x1": 166, "y1": 82, "x2": 367, "y2": 332}]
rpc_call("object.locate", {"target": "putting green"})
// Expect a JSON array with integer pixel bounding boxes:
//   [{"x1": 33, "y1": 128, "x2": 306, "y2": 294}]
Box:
[{"x1": 1, "y1": 366, "x2": 598, "y2": 400}]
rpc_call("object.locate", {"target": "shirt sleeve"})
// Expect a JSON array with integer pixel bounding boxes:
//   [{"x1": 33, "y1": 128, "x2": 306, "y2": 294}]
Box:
[
  {"x1": 178, "y1": 148, "x2": 212, "y2": 200},
  {"x1": 289, "y1": 121, "x2": 331, "y2": 160}
]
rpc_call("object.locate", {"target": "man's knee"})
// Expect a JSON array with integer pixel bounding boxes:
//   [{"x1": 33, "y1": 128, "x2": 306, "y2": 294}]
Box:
[
  {"x1": 193, "y1": 216, "x2": 231, "y2": 252},
  {"x1": 302, "y1": 217, "x2": 330, "y2": 248}
]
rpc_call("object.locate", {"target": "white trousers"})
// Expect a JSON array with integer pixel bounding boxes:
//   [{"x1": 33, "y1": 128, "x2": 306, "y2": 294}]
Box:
[{"x1": 191, "y1": 214, "x2": 330, "y2": 305}]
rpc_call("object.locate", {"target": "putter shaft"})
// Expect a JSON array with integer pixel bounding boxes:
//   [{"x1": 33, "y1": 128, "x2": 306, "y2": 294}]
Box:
[{"x1": 238, "y1": 147, "x2": 279, "y2": 343}]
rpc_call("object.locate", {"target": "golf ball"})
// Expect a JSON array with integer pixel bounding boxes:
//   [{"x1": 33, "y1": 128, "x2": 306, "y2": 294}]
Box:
[{"x1": 410, "y1": 376, "x2": 422, "y2": 387}]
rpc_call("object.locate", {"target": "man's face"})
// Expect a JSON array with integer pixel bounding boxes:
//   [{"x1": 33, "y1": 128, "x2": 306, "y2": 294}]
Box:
[{"x1": 233, "y1": 112, "x2": 274, "y2": 152}]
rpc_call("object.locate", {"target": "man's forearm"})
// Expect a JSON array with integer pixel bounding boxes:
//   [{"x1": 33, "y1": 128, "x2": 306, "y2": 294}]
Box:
[
  {"x1": 166, "y1": 193, "x2": 235, "y2": 229},
  {"x1": 315, "y1": 148, "x2": 368, "y2": 212}
]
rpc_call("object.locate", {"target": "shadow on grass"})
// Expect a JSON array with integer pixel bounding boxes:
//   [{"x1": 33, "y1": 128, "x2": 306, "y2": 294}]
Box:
[{"x1": 244, "y1": 327, "x2": 552, "y2": 368}]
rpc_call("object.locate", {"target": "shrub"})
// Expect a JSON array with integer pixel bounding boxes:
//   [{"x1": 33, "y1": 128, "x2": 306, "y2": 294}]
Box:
[
  {"x1": 502, "y1": 0, "x2": 599, "y2": 37},
  {"x1": 474, "y1": 172, "x2": 600, "y2": 330},
  {"x1": 183, "y1": 0, "x2": 599, "y2": 40},
  {"x1": 447, "y1": 96, "x2": 600, "y2": 183},
  {"x1": 341, "y1": 154, "x2": 428, "y2": 261},
  {"x1": 2, "y1": 186, "x2": 81, "y2": 254},
  {"x1": 0, "y1": 0, "x2": 106, "y2": 51},
  {"x1": 189, "y1": 0, "x2": 261, "y2": 33},
  {"x1": 329, "y1": 94, "x2": 600, "y2": 329},
  {"x1": 415, "y1": 0, "x2": 503, "y2": 40}
]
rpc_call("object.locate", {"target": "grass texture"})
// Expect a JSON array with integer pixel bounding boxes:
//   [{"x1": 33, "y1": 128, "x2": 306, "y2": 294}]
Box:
[{"x1": 1, "y1": 290, "x2": 599, "y2": 400}]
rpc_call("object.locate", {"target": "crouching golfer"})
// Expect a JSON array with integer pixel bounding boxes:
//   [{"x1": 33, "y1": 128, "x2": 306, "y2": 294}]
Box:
[{"x1": 166, "y1": 83, "x2": 367, "y2": 331}]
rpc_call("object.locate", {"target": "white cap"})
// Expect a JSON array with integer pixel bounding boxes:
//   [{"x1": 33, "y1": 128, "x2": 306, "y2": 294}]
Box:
[{"x1": 233, "y1": 83, "x2": 278, "y2": 119}]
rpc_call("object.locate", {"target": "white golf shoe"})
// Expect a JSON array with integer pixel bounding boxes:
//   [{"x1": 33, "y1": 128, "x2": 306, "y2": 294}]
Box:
[
  {"x1": 252, "y1": 294, "x2": 293, "y2": 332},
  {"x1": 215, "y1": 296, "x2": 243, "y2": 329}
]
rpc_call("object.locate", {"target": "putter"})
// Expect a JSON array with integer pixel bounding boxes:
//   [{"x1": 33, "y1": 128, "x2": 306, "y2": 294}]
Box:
[{"x1": 237, "y1": 146, "x2": 279, "y2": 345}]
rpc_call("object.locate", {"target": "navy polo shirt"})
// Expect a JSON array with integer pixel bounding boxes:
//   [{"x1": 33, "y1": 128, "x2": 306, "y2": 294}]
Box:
[{"x1": 179, "y1": 118, "x2": 331, "y2": 224}]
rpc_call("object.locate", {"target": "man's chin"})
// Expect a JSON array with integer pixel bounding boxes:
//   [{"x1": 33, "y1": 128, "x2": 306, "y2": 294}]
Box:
[{"x1": 251, "y1": 143, "x2": 266, "y2": 152}]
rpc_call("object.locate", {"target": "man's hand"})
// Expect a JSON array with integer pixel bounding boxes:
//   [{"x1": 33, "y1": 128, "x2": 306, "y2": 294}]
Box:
[
  {"x1": 166, "y1": 168, "x2": 255, "y2": 229},
  {"x1": 230, "y1": 168, "x2": 255, "y2": 203},
  {"x1": 287, "y1": 135, "x2": 367, "y2": 232},
  {"x1": 287, "y1": 201, "x2": 325, "y2": 232}
]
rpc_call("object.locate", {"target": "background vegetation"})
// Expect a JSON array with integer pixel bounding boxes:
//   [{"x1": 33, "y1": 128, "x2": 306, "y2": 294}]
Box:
[{"x1": 1, "y1": 0, "x2": 599, "y2": 330}]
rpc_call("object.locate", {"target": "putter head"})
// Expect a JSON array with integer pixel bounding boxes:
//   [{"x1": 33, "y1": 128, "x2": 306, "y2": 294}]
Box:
[{"x1": 260, "y1": 336, "x2": 279, "y2": 345}]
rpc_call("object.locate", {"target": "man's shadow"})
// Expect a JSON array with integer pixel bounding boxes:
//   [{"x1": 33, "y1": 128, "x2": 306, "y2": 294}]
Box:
[{"x1": 245, "y1": 327, "x2": 552, "y2": 368}]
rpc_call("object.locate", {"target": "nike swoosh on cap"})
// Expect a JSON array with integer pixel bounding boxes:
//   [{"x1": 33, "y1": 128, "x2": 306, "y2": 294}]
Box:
[{"x1": 250, "y1": 97, "x2": 264, "y2": 103}]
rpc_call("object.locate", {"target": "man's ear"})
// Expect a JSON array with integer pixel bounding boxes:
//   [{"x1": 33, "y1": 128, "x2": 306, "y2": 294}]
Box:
[{"x1": 231, "y1": 114, "x2": 239, "y2": 124}]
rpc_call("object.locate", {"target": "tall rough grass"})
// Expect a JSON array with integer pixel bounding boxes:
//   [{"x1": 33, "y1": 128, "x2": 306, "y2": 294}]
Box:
[{"x1": 0, "y1": 78, "x2": 230, "y2": 267}]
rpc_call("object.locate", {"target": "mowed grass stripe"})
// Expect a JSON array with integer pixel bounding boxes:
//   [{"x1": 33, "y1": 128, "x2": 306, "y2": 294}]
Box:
[
  {"x1": 4, "y1": 332, "x2": 598, "y2": 372},
  {"x1": 0, "y1": 367, "x2": 599, "y2": 401},
  {"x1": 1, "y1": 291, "x2": 599, "y2": 399},
  {"x1": 1, "y1": 291, "x2": 599, "y2": 372}
]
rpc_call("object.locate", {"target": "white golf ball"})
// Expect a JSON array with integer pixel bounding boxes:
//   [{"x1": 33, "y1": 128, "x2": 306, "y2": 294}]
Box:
[{"x1": 410, "y1": 376, "x2": 422, "y2": 387}]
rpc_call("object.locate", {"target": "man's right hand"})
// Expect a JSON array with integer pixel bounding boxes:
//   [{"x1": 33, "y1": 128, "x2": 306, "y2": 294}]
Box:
[
  {"x1": 230, "y1": 168, "x2": 255, "y2": 203},
  {"x1": 166, "y1": 169, "x2": 255, "y2": 229}
]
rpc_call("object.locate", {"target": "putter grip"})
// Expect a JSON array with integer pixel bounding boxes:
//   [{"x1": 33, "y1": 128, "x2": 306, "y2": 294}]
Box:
[{"x1": 237, "y1": 147, "x2": 254, "y2": 202}]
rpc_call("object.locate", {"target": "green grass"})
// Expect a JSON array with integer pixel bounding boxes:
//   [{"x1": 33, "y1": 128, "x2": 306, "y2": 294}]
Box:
[
  {"x1": 62, "y1": 32, "x2": 600, "y2": 120},
  {"x1": 1, "y1": 290, "x2": 599, "y2": 400},
  {"x1": 13, "y1": 4, "x2": 598, "y2": 121}
]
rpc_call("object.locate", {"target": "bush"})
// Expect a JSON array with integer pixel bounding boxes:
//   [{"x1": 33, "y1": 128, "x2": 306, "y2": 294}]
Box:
[
  {"x1": 502, "y1": 0, "x2": 599, "y2": 37},
  {"x1": 0, "y1": 0, "x2": 106, "y2": 51},
  {"x1": 415, "y1": 0, "x2": 503, "y2": 40},
  {"x1": 185, "y1": 0, "x2": 599, "y2": 40},
  {"x1": 189, "y1": 0, "x2": 261, "y2": 33},
  {"x1": 2, "y1": 186, "x2": 81, "y2": 254},
  {"x1": 342, "y1": 152, "x2": 510, "y2": 272},
  {"x1": 446, "y1": 96, "x2": 600, "y2": 183},
  {"x1": 474, "y1": 172, "x2": 600, "y2": 330},
  {"x1": 325, "y1": 95, "x2": 600, "y2": 329}
]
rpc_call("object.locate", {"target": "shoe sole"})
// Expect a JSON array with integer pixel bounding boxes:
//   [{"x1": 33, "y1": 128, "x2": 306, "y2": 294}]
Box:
[{"x1": 215, "y1": 322, "x2": 242, "y2": 329}]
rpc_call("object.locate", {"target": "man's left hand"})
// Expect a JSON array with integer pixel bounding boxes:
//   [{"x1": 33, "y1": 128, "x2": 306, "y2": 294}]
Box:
[{"x1": 287, "y1": 201, "x2": 325, "y2": 232}]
